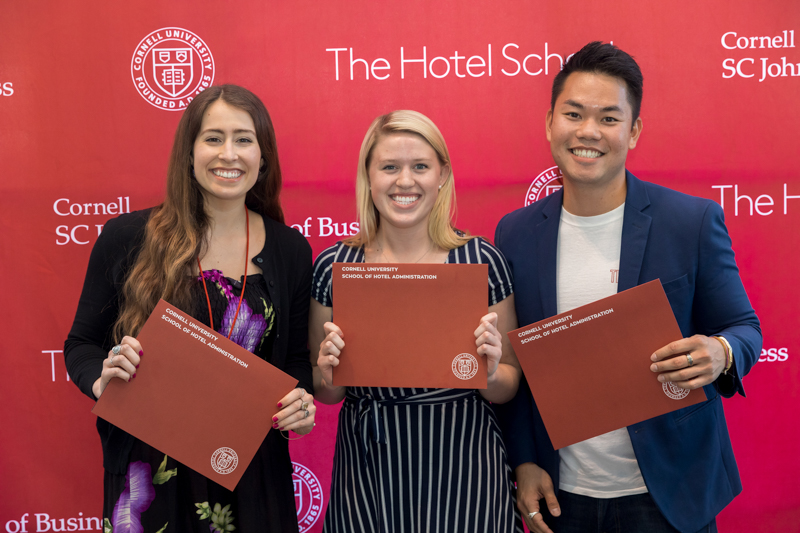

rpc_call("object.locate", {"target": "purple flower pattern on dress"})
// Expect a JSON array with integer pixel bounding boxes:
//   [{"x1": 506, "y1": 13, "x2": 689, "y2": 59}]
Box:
[
  {"x1": 107, "y1": 272, "x2": 272, "y2": 531},
  {"x1": 111, "y1": 461, "x2": 156, "y2": 533},
  {"x1": 199, "y1": 270, "x2": 273, "y2": 353},
  {"x1": 200, "y1": 270, "x2": 234, "y2": 299}
]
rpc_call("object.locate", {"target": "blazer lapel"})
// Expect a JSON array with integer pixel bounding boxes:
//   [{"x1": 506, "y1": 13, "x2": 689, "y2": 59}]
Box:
[
  {"x1": 619, "y1": 171, "x2": 652, "y2": 292},
  {"x1": 538, "y1": 191, "x2": 562, "y2": 318}
]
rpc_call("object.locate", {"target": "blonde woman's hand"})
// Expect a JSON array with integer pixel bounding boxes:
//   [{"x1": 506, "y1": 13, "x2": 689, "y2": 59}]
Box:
[
  {"x1": 475, "y1": 313, "x2": 503, "y2": 380},
  {"x1": 317, "y1": 322, "x2": 345, "y2": 388}
]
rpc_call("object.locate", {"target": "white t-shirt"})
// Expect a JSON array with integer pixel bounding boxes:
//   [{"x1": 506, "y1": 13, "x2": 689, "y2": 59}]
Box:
[{"x1": 556, "y1": 204, "x2": 648, "y2": 498}]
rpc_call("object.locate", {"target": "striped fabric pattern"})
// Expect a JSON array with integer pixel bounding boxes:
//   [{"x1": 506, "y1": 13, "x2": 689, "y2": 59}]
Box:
[
  {"x1": 312, "y1": 239, "x2": 522, "y2": 533},
  {"x1": 311, "y1": 237, "x2": 514, "y2": 307}
]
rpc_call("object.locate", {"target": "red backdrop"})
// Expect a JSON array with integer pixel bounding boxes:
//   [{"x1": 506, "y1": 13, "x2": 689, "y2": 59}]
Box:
[{"x1": 2, "y1": 1, "x2": 798, "y2": 531}]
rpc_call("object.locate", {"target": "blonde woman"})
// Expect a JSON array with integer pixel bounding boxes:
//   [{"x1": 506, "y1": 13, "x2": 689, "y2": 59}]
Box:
[{"x1": 310, "y1": 110, "x2": 523, "y2": 532}]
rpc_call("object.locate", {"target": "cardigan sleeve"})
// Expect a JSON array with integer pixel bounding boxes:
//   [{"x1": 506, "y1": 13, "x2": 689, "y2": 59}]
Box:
[
  {"x1": 64, "y1": 211, "x2": 149, "y2": 400},
  {"x1": 279, "y1": 229, "x2": 315, "y2": 394}
]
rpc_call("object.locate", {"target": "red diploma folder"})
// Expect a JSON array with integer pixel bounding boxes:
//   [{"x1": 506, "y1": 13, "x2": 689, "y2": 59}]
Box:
[
  {"x1": 332, "y1": 263, "x2": 488, "y2": 388},
  {"x1": 92, "y1": 299, "x2": 299, "y2": 490},
  {"x1": 508, "y1": 280, "x2": 706, "y2": 449}
]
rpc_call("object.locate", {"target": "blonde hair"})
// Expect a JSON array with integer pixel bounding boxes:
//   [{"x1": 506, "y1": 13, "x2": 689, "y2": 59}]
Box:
[{"x1": 343, "y1": 110, "x2": 471, "y2": 250}]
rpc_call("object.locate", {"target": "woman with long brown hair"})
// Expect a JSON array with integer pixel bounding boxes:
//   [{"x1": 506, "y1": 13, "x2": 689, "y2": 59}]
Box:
[{"x1": 65, "y1": 84, "x2": 315, "y2": 532}]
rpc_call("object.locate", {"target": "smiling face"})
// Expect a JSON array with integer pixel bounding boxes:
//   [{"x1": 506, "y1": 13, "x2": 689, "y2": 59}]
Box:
[
  {"x1": 367, "y1": 132, "x2": 448, "y2": 233},
  {"x1": 546, "y1": 71, "x2": 642, "y2": 194},
  {"x1": 192, "y1": 99, "x2": 263, "y2": 207}
]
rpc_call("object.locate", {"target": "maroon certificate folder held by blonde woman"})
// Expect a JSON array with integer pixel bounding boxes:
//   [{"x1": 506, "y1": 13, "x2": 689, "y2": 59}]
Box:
[{"x1": 332, "y1": 263, "x2": 488, "y2": 389}]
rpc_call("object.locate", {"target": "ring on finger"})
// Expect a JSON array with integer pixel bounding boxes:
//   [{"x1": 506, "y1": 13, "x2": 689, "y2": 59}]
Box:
[
  {"x1": 303, "y1": 409, "x2": 310, "y2": 419},
  {"x1": 686, "y1": 354, "x2": 694, "y2": 367},
  {"x1": 528, "y1": 511, "x2": 539, "y2": 519},
  {"x1": 112, "y1": 344, "x2": 122, "y2": 356},
  {"x1": 301, "y1": 401, "x2": 309, "y2": 410}
]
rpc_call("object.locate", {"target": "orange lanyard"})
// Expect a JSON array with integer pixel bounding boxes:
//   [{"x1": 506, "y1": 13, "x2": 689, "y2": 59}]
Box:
[{"x1": 197, "y1": 206, "x2": 249, "y2": 339}]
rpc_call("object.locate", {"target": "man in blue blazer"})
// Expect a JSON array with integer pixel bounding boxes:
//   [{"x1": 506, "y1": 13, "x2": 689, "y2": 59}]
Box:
[{"x1": 493, "y1": 42, "x2": 761, "y2": 533}]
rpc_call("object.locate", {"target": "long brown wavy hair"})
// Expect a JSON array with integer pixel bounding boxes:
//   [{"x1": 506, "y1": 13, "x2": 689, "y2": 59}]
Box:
[{"x1": 113, "y1": 85, "x2": 284, "y2": 341}]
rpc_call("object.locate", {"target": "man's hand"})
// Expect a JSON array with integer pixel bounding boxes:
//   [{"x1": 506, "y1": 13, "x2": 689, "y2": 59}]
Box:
[
  {"x1": 515, "y1": 462, "x2": 560, "y2": 533},
  {"x1": 650, "y1": 334, "x2": 726, "y2": 390}
]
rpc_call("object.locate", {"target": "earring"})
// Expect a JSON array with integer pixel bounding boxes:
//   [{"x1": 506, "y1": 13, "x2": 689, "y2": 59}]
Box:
[{"x1": 438, "y1": 185, "x2": 442, "y2": 190}]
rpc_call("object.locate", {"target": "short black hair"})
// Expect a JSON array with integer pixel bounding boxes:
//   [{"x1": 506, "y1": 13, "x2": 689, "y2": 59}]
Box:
[{"x1": 551, "y1": 42, "x2": 643, "y2": 122}]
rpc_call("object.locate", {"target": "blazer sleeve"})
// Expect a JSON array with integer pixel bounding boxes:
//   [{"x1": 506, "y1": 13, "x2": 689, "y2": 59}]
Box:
[
  {"x1": 491, "y1": 217, "x2": 541, "y2": 470},
  {"x1": 693, "y1": 202, "x2": 762, "y2": 397}
]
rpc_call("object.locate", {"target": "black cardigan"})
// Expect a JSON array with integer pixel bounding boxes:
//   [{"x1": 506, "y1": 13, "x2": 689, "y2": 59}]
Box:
[{"x1": 64, "y1": 208, "x2": 313, "y2": 474}]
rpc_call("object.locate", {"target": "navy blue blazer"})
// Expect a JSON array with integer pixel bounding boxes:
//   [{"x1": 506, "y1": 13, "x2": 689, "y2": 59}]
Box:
[{"x1": 493, "y1": 171, "x2": 761, "y2": 533}]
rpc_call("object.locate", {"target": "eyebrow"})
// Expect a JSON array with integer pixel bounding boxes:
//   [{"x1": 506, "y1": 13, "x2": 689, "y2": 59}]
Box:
[
  {"x1": 201, "y1": 128, "x2": 256, "y2": 135},
  {"x1": 377, "y1": 156, "x2": 435, "y2": 162},
  {"x1": 563, "y1": 99, "x2": 624, "y2": 113}
]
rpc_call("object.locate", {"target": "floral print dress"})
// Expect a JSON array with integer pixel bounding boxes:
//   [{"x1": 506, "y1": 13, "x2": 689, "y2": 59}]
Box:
[{"x1": 103, "y1": 272, "x2": 298, "y2": 533}]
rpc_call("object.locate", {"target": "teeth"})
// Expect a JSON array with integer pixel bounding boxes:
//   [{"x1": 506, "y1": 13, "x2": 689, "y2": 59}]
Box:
[
  {"x1": 572, "y1": 148, "x2": 602, "y2": 159},
  {"x1": 392, "y1": 195, "x2": 418, "y2": 206},
  {"x1": 212, "y1": 170, "x2": 242, "y2": 178}
]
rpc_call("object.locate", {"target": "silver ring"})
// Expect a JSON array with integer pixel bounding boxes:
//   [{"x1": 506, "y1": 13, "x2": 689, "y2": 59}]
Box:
[
  {"x1": 303, "y1": 409, "x2": 310, "y2": 419},
  {"x1": 528, "y1": 511, "x2": 539, "y2": 519},
  {"x1": 687, "y1": 354, "x2": 694, "y2": 367},
  {"x1": 112, "y1": 345, "x2": 122, "y2": 356}
]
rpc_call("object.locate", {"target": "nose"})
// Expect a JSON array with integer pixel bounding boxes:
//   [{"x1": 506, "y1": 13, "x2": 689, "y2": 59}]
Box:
[
  {"x1": 576, "y1": 118, "x2": 602, "y2": 141},
  {"x1": 396, "y1": 167, "x2": 415, "y2": 187},
  {"x1": 219, "y1": 139, "x2": 238, "y2": 161}
]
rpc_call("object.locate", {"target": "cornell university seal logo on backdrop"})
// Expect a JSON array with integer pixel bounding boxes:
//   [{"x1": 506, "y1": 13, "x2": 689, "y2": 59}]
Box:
[
  {"x1": 210, "y1": 447, "x2": 238, "y2": 475},
  {"x1": 293, "y1": 462, "x2": 323, "y2": 532},
  {"x1": 452, "y1": 353, "x2": 479, "y2": 380},
  {"x1": 525, "y1": 165, "x2": 564, "y2": 206},
  {"x1": 131, "y1": 27, "x2": 215, "y2": 110}
]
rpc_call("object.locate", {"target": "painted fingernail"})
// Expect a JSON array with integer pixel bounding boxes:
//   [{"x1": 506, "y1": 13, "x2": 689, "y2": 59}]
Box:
[
  {"x1": 272, "y1": 423, "x2": 278, "y2": 429},
  {"x1": 136, "y1": 364, "x2": 140, "y2": 369},
  {"x1": 132, "y1": 373, "x2": 137, "y2": 379},
  {"x1": 277, "y1": 402, "x2": 282, "y2": 407},
  {"x1": 279, "y1": 427, "x2": 284, "y2": 431},
  {"x1": 139, "y1": 350, "x2": 144, "y2": 357},
  {"x1": 272, "y1": 416, "x2": 278, "y2": 422}
]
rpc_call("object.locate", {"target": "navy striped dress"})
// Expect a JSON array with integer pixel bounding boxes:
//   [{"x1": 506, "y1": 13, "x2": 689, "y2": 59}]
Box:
[{"x1": 313, "y1": 238, "x2": 523, "y2": 533}]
